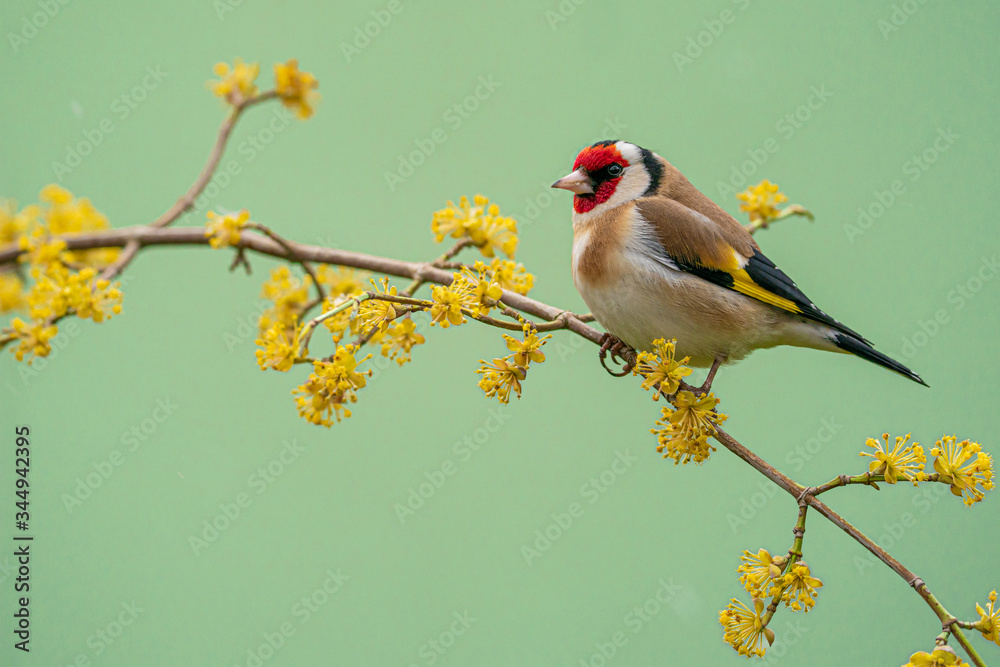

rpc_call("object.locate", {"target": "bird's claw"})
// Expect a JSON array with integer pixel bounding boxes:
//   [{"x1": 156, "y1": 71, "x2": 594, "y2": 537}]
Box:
[{"x1": 598, "y1": 333, "x2": 635, "y2": 377}]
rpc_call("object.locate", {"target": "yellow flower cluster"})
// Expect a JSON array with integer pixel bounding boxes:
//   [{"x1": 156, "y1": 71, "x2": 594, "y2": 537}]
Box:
[
  {"x1": 7, "y1": 317, "x2": 58, "y2": 362},
  {"x1": 902, "y1": 646, "x2": 966, "y2": 667},
  {"x1": 931, "y1": 435, "x2": 994, "y2": 507},
  {"x1": 255, "y1": 319, "x2": 300, "y2": 372},
  {"x1": 12, "y1": 185, "x2": 117, "y2": 269},
  {"x1": 0, "y1": 273, "x2": 26, "y2": 314},
  {"x1": 274, "y1": 59, "x2": 319, "y2": 119},
  {"x1": 316, "y1": 266, "x2": 370, "y2": 343},
  {"x1": 26, "y1": 265, "x2": 122, "y2": 323},
  {"x1": 476, "y1": 326, "x2": 550, "y2": 404},
  {"x1": 975, "y1": 590, "x2": 1000, "y2": 645},
  {"x1": 380, "y1": 318, "x2": 424, "y2": 366},
  {"x1": 355, "y1": 277, "x2": 398, "y2": 335},
  {"x1": 489, "y1": 258, "x2": 534, "y2": 295},
  {"x1": 737, "y1": 180, "x2": 787, "y2": 223},
  {"x1": 258, "y1": 266, "x2": 312, "y2": 334},
  {"x1": 652, "y1": 390, "x2": 726, "y2": 465},
  {"x1": 719, "y1": 597, "x2": 773, "y2": 658},
  {"x1": 292, "y1": 345, "x2": 371, "y2": 426},
  {"x1": 860, "y1": 433, "x2": 926, "y2": 484},
  {"x1": 737, "y1": 548, "x2": 786, "y2": 599},
  {"x1": 724, "y1": 550, "x2": 822, "y2": 656},
  {"x1": 772, "y1": 561, "x2": 823, "y2": 612},
  {"x1": 431, "y1": 195, "x2": 518, "y2": 259},
  {"x1": 210, "y1": 58, "x2": 259, "y2": 104},
  {"x1": 205, "y1": 209, "x2": 249, "y2": 249},
  {"x1": 633, "y1": 338, "x2": 692, "y2": 398}
]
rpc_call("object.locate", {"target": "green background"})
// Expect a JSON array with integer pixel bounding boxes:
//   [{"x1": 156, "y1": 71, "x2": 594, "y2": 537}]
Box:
[{"x1": 2, "y1": 0, "x2": 999, "y2": 665}]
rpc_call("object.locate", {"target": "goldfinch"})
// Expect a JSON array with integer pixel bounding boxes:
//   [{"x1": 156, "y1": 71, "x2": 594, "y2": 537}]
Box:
[{"x1": 552, "y1": 140, "x2": 927, "y2": 387}]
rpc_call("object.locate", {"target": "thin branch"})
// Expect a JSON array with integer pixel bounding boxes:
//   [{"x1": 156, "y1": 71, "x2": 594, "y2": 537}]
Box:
[
  {"x1": 150, "y1": 91, "x2": 277, "y2": 229},
  {"x1": 248, "y1": 222, "x2": 325, "y2": 306}
]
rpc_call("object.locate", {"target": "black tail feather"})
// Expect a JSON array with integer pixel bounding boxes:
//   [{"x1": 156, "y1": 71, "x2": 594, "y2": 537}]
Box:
[{"x1": 832, "y1": 333, "x2": 928, "y2": 387}]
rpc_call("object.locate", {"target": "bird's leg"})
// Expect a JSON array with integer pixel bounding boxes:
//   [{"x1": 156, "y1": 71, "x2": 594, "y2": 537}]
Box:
[
  {"x1": 695, "y1": 355, "x2": 725, "y2": 395},
  {"x1": 598, "y1": 333, "x2": 634, "y2": 377}
]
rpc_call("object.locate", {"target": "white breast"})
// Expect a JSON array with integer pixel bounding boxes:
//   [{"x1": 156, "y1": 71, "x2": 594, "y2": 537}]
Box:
[{"x1": 572, "y1": 207, "x2": 788, "y2": 367}]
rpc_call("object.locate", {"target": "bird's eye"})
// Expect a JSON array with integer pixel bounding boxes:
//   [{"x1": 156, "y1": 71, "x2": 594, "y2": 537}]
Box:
[{"x1": 607, "y1": 163, "x2": 624, "y2": 177}]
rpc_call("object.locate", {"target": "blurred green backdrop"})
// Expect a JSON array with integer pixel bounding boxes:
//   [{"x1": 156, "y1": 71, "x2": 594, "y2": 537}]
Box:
[{"x1": 2, "y1": 0, "x2": 999, "y2": 665}]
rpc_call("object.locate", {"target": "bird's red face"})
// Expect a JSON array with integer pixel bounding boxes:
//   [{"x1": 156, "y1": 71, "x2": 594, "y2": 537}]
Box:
[{"x1": 552, "y1": 142, "x2": 629, "y2": 214}]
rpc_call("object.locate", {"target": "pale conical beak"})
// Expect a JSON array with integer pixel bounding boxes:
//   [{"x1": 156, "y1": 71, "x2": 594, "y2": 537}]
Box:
[{"x1": 551, "y1": 168, "x2": 594, "y2": 195}]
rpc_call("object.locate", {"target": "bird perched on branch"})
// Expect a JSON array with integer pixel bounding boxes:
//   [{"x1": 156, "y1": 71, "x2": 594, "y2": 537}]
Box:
[{"x1": 552, "y1": 140, "x2": 926, "y2": 388}]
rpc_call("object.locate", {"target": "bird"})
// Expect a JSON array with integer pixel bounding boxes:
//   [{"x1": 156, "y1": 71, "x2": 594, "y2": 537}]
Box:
[{"x1": 551, "y1": 139, "x2": 927, "y2": 388}]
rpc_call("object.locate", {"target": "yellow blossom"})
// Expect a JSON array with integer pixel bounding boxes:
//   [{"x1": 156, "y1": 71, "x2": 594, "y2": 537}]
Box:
[
  {"x1": 380, "y1": 318, "x2": 424, "y2": 366},
  {"x1": 0, "y1": 199, "x2": 32, "y2": 245},
  {"x1": 18, "y1": 227, "x2": 67, "y2": 269},
  {"x1": 429, "y1": 282, "x2": 474, "y2": 328},
  {"x1": 205, "y1": 209, "x2": 249, "y2": 249},
  {"x1": 452, "y1": 262, "x2": 502, "y2": 316},
  {"x1": 489, "y1": 258, "x2": 533, "y2": 295},
  {"x1": 860, "y1": 433, "x2": 926, "y2": 485},
  {"x1": 292, "y1": 346, "x2": 371, "y2": 426},
  {"x1": 255, "y1": 320, "x2": 300, "y2": 372},
  {"x1": 316, "y1": 265, "x2": 369, "y2": 298},
  {"x1": 25, "y1": 264, "x2": 121, "y2": 322},
  {"x1": 931, "y1": 435, "x2": 995, "y2": 506},
  {"x1": 7, "y1": 317, "x2": 58, "y2": 363},
  {"x1": 737, "y1": 549, "x2": 786, "y2": 598},
  {"x1": 259, "y1": 266, "x2": 311, "y2": 332},
  {"x1": 737, "y1": 180, "x2": 787, "y2": 223},
  {"x1": 719, "y1": 597, "x2": 774, "y2": 658},
  {"x1": 274, "y1": 59, "x2": 319, "y2": 119},
  {"x1": 902, "y1": 646, "x2": 966, "y2": 667},
  {"x1": 211, "y1": 58, "x2": 259, "y2": 104},
  {"x1": 431, "y1": 195, "x2": 519, "y2": 259},
  {"x1": 0, "y1": 273, "x2": 26, "y2": 313},
  {"x1": 975, "y1": 590, "x2": 1000, "y2": 645},
  {"x1": 66, "y1": 269, "x2": 122, "y2": 323},
  {"x1": 652, "y1": 391, "x2": 726, "y2": 465},
  {"x1": 356, "y1": 277, "x2": 398, "y2": 335},
  {"x1": 504, "y1": 329, "x2": 550, "y2": 368},
  {"x1": 771, "y1": 561, "x2": 823, "y2": 612},
  {"x1": 476, "y1": 357, "x2": 525, "y2": 403},
  {"x1": 633, "y1": 337, "x2": 692, "y2": 398},
  {"x1": 29, "y1": 187, "x2": 117, "y2": 268},
  {"x1": 319, "y1": 295, "x2": 359, "y2": 343}
]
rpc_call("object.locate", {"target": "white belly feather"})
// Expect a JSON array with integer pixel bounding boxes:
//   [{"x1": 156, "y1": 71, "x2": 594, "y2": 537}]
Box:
[{"x1": 572, "y1": 209, "x2": 831, "y2": 367}]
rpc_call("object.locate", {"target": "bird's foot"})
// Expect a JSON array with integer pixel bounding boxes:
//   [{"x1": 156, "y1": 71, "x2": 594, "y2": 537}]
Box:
[
  {"x1": 680, "y1": 355, "x2": 725, "y2": 396},
  {"x1": 598, "y1": 333, "x2": 635, "y2": 377}
]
